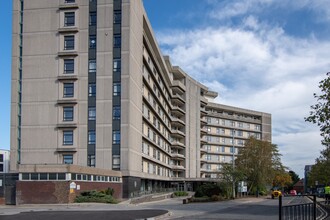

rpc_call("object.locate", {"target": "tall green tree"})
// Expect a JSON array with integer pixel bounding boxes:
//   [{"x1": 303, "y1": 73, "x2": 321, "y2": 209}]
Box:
[
  {"x1": 305, "y1": 72, "x2": 330, "y2": 186},
  {"x1": 235, "y1": 137, "x2": 284, "y2": 194},
  {"x1": 288, "y1": 170, "x2": 300, "y2": 185},
  {"x1": 305, "y1": 72, "x2": 330, "y2": 146}
]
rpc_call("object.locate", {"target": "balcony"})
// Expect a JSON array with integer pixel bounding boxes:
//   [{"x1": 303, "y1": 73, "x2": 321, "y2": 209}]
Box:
[
  {"x1": 171, "y1": 153, "x2": 185, "y2": 160},
  {"x1": 171, "y1": 106, "x2": 185, "y2": 117},
  {"x1": 200, "y1": 138, "x2": 209, "y2": 144},
  {"x1": 171, "y1": 117, "x2": 185, "y2": 127},
  {"x1": 200, "y1": 96, "x2": 208, "y2": 106},
  {"x1": 171, "y1": 129, "x2": 185, "y2": 138},
  {"x1": 171, "y1": 80, "x2": 186, "y2": 94},
  {"x1": 200, "y1": 127, "x2": 208, "y2": 135},
  {"x1": 200, "y1": 107, "x2": 208, "y2": 116},
  {"x1": 172, "y1": 94, "x2": 185, "y2": 106},
  {"x1": 200, "y1": 118, "x2": 207, "y2": 125},
  {"x1": 171, "y1": 141, "x2": 185, "y2": 149},
  {"x1": 171, "y1": 165, "x2": 185, "y2": 171},
  {"x1": 58, "y1": 50, "x2": 78, "y2": 57},
  {"x1": 200, "y1": 148, "x2": 207, "y2": 154}
]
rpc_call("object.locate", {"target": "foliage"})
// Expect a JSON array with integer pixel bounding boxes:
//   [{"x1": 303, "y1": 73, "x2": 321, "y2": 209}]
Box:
[
  {"x1": 75, "y1": 189, "x2": 117, "y2": 204},
  {"x1": 305, "y1": 72, "x2": 330, "y2": 186},
  {"x1": 218, "y1": 163, "x2": 244, "y2": 198},
  {"x1": 273, "y1": 171, "x2": 292, "y2": 189},
  {"x1": 173, "y1": 191, "x2": 188, "y2": 197},
  {"x1": 288, "y1": 171, "x2": 300, "y2": 185},
  {"x1": 235, "y1": 137, "x2": 285, "y2": 194},
  {"x1": 305, "y1": 72, "x2": 330, "y2": 146},
  {"x1": 194, "y1": 183, "x2": 222, "y2": 198}
]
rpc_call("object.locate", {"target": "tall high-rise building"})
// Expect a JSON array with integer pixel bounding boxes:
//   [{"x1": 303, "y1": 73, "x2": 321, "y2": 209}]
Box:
[{"x1": 11, "y1": 0, "x2": 271, "y2": 202}]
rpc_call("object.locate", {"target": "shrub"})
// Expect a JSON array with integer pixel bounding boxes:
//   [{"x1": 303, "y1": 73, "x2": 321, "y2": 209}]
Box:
[
  {"x1": 195, "y1": 183, "x2": 222, "y2": 198},
  {"x1": 173, "y1": 191, "x2": 188, "y2": 197},
  {"x1": 75, "y1": 189, "x2": 117, "y2": 204}
]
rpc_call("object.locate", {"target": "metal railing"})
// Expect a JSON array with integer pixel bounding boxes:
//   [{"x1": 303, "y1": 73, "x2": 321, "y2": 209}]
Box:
[{"x1": 279, "y1": 195, "x2": 330, "y2": 220}]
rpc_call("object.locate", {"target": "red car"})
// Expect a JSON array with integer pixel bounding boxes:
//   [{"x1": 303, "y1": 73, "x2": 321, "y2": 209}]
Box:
[{"x1": 289, "y1": 190, "x2": 297, "y2": 196}]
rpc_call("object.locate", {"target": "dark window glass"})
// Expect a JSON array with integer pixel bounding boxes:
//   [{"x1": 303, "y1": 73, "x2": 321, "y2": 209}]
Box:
[
  {"x1": 64, "y1": 35, "x2": 74, "y2": 50},
  {"x1": 113, "y1": 83, "x2": 121, "y2": 96},
  {"x1": 63, "y1": 106, "x2": 74, "y2": 121},
  {"x1": 65, "y1": 0, "x2": 75, "y2": 3},
  {"x1": 113, "y1": 130, "x2": 120, "y2": 144},
  {"x1": 63, "y1": 130, "x2": 73, "y2": 145},
  {"x1": 0, "y1": 154, "x2": 3, "y2": 162},
  {"x1": 31, "y1": 173, "x2": 38, "y2": 180},
  {"x1": 113, "y1": 35, "x2": 121, "y2": 48},
  {"x1": 63, "y1": 155, "x2": 73, "y2": 164},
  {"x1": 22, "y1": 173, "x2": 29, "y2": 180},
  {"x1": 88, "y1": 83, "x2": 96, "y2": 97},
  {"x1": 88, "y1": 107, "x2": 96, "y2": 120},
  {"x1": 113, "y1": 59, "x2": 121, "y2": 72},
  {"x1": 40, "y1": 173, "x2": 48, "y2": 180},
  {"x1": 58, "y1": 173, "x2": 66, "y2": 180},
  {"x1": 49, "y1": 173, "x2": 57, "y2": 180},
  {"x1": 89, "y1": 60, "x2": 96, "y2": 73},
  {"x1": 63, "y1": 83, "x2": 74, "y2": 98},
  {"x1": 89, "y1": 12, "x2": 96, "y2": 26},
  {"x1": 113, "y1": 106, "x2": 120, "y2": 119},
  {"x1": 64, "y1": 12, "x2": 75, "y2": 26},
  {"x1": 89, "y1": 35, "x2": 96, "y2": 49},
  {"x1": 88, "y1": 130, "x2": 96, "y2": 144},
  {"x1": 88, "y1": 155, "x2": 95, "y2": 167},
  {"x1": 0, "y1": 164, "x2": 3, "y2": 172},
  {"x1": 113, "y1": 11, "x2": 121, "y2": 24},
  {"x1": 64, "y1": 59, "x2": 74, "y2": 73}
]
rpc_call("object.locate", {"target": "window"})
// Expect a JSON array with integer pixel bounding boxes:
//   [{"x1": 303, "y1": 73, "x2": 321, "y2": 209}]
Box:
[
  {"x1": 88, "y1": 107, "x2": 96, "y2": 120},
  {"x1": 0, "y1": 154, "x2": 3, "y2": 162},
  {"x1": 65, "y1": 0, "x2": 75, "y2": 3},
  {"x1": 63, "y1": 106, "x2": 74, "y2": 121},
  {"x1": 64, "y1": 59, "x2": 74, "y2": 74},
  {"x1": 113, "y1": 59, "x2": 121, "y2": 72},
  {"x1": 88, "y1": 83, "x2": 96, "y2": 97},
  {"x1": 63, "y1": 83, "x2": 74, "y2": 97},
  {"x1": 89, "y1": 12, "x2": 96, "y2": 26},
  {"x1": 88, "y1": 130, "x2": 96, "y2": 144},
  {"x1": 89, "y1": 35, "x2": 96, "y2": 49},
  {"x1": 113, "y1": 35, "x2": 121, "y2": 48},
  {"x1": 112, "y1": 155, "x2": 120, "y2": 169},
  {"x1": 89, "y1": 60, "x2": 96, "y2": 73},
  {"x1": 113, "y1": 106, "x2": 120, "y2": 119},
  {"x1": 63, "y1": 154, "x2": 73, "y2": 164},
  {"x1": 113, "y1": 130, "x2": 120, "y2": 144},
  {"x1": 113, "y1": 11, "x2": 121, "y2": 24},
  {"x1": 113, "y1": 83, "x2": 121, "y2": 96},
  {"x1": 64, "y1": 35, "x2": 74, "y2": 50},
  {"x1": 63, "y1": 130, "x2": 73, "y2": 145},
  {"x1": 64, "y1": 12, "x2": 75, "y2": 26},
  {"x1": 0, "y1": 164, "x2": 3, "y2": 172},
  {"x1": 88, "y1": 154, "x2": 95, "y2": 167}
]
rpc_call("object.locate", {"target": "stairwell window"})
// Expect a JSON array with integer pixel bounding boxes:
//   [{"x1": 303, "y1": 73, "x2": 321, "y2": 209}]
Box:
[
  {"x1": 64, "y1": 36, "x2": 74, "y2": 50},
  {"x1": 64, "y1": 12, "x2": 75, "y2": 26}
]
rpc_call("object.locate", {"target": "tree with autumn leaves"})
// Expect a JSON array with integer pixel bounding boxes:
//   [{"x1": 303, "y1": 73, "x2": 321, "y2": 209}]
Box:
[{"x1": 234, "y1": 137, "x2": 293, "y2": 194}]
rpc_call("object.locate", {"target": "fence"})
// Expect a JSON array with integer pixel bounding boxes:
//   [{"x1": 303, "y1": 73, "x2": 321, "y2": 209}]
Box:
[{"x1": 279, "y1": 195, "x2": 330, "y2": 220}]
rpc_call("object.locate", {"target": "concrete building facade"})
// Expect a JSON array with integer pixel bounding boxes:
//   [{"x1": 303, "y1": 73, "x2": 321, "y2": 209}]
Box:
[{"x1": 11, "y1": 0, "x2": 271, "y2": 200}]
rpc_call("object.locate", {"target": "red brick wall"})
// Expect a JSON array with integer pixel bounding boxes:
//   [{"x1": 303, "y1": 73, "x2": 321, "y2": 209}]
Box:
[{"x1": 16, "y1": 181, "x2": 122, "y2": 204}]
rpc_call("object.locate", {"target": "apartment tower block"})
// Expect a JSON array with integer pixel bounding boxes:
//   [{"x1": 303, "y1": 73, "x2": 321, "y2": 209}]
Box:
[{"x1": 11, "y1": 0, "x2": 271, "y2": 202}]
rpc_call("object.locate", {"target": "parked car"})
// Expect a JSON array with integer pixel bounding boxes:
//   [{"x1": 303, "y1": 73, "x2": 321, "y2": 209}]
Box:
[{"x1": 289, "y1": 190, "x2": 297, "y2": 196}]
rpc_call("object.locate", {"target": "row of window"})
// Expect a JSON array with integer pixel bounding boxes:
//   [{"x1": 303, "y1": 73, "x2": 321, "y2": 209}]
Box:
[
  {"x1": 204, "y1": 136, "x2": 246, "y2": 145},
  {"x1": 204, "y1": 154, "x2": 235, "y2": 162},
  {"x1": 20, "y1": 172, "x2": 121, "y2": 182},
  {"x1": 205, "y1": 117, "x2": 261, "y2": 131}
]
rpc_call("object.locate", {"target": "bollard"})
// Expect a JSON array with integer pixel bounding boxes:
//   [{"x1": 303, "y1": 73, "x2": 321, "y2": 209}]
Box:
[{"x1": 279, "y1": 195, "x2": 282, "y2": 220}]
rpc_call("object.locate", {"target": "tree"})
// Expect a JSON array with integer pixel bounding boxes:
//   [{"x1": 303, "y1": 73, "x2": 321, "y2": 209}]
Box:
[
  {"x1": 305, "y1": 72, "x2": 330, "y2": 146},
  {"x1": 235, "y1": 137, "x2": 285, "y2": 194},
  {"x1": 273, "y1": 171, "x2": 292, "y2": 189},
  {"x1": 219, "y1": 163, "x2": 244, "y2": 198},
  {"x1": 305, "y1": 72, "x2": 330, "y2": 186},
  {"x1": 288, "y1": 170, "x2": 300, "y2": 185}
]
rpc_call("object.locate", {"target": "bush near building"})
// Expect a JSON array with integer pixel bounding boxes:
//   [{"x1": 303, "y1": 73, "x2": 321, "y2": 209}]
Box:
[
  {"x1": 173, "y1": 191, "x2": 189, "y2": 197},
  {"x1": 75, "y1": 188, "x2": 117, "y2": 204}
]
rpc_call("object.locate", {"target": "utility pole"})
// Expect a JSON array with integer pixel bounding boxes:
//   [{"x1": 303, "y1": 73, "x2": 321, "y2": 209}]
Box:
[{"x1": 232, "y1": 129, "x2": 235, "y2": 199}]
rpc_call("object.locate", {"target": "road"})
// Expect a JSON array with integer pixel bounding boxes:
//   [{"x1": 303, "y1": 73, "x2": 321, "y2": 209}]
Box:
[{"x1": 0, "y1": 196, "x2": 310, "y2": 220}]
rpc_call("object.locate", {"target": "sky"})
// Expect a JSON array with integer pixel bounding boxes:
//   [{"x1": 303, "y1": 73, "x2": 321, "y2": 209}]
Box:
[{"x1": 0, "y1": 0, "x2": 328, "y2": 178}]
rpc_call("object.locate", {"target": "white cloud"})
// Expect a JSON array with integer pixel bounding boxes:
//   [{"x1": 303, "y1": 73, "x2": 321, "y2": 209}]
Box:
[{"x1": 157, "y1": 6, "x2": 330, "y2": 177}]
